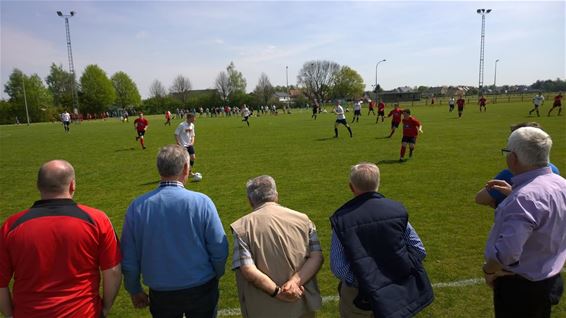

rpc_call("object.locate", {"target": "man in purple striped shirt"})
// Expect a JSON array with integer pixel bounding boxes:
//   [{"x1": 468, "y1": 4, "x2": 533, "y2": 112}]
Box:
[{"x1": 483, "y1": 126, "x2": 566, "y2": 318}]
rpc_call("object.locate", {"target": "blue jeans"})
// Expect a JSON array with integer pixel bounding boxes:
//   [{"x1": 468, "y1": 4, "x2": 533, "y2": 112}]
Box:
[{"x1": 149, "y1": 278, "x2": 219, "y2": 318}]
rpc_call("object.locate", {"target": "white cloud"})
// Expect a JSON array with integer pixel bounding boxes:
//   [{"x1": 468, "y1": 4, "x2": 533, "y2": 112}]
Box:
[{"x1": 135, "y1": 31, "x2": 148, "y2": 39}]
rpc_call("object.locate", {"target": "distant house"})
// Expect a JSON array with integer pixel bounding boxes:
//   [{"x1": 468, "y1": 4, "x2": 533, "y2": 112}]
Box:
[{"x1": 273, "y1": 92, "x2": 291, "y2": 103}]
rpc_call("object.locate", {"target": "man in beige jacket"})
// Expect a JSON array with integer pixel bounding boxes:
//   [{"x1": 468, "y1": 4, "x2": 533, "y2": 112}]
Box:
[{"x1": 231, "y1": 175, "x2": 323, "y2": 318}]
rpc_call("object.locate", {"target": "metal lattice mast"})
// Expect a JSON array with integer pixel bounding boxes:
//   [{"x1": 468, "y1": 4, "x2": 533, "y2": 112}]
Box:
[
  {"x1": 57, "y1": 11, "x2": 80, "y2": 115},
  {"x1": 476, "y1": 9, "x2": 491, "y2": 94}
]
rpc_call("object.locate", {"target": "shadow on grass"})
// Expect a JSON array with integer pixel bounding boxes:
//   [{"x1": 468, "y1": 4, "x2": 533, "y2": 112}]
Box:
[
  {"x1": 375, "y1": 136, "x2": 391, "y2": 139},
  {"x1": 115, "y1": 147, "x2": 136, "y2": 152},
  {"x1": 315, "y1": 137, "x2": 336, "y2": 141},
  {"x1": 377, "y1": 159, "x2": 407, "y2": 165},
  {"x1": 140, "y1": 180, "x2": 160, "y2": 186}
]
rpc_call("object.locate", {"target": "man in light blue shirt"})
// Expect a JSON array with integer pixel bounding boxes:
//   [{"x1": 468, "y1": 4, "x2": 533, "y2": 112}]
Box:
[
  {"x1": 121, "y1": 144, "x2": 228, "y2": 318},
  {"x1": 483, "y1": 127, "x2": 566, "y2": 318}
]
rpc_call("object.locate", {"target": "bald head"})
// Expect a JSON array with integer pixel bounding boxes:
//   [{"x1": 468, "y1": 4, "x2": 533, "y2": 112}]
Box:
[{"x1": 37, "y1": 160, "x2": 75, "y2": 198}]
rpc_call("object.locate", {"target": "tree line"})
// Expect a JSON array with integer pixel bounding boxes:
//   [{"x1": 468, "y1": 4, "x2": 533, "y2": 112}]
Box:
[{"x1": 1, "y1": 59, "x2": 367, "y2": 124}]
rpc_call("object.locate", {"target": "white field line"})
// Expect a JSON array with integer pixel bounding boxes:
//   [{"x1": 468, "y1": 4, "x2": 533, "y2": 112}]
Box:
[
  {"x1": 218, "y1": 270, "x2": 566, "y2": 316},
  {"x1": 217, "y1": 277, "x2": 484, "y2": 317}
]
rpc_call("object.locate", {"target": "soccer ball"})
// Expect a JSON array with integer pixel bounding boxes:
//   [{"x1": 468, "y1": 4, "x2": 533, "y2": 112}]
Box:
[{"x1": 192, "y1": 172, "x2": 203, "y2": 182}]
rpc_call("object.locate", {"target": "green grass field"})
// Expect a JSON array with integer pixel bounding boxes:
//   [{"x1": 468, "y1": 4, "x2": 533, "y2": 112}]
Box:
[{"x1": 1, "y1": 102, "x2": 565, "y2": 317}]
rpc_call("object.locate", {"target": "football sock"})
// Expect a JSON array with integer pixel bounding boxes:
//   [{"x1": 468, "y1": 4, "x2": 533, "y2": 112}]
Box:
[
  {"x1": 400, "y1": 146, "x2": 406, "y2": 158},
  {"x1": 409, "y1": 148, "x2": 414, "y2": 157},
  {"x1": 334, "y1": 128, "x2": 338, "y2": 137},
  {"x1": 190, "y1": 160, "x2": 194, "y2": 168},
  {"x1": 347, "y1": 127, "x2": 352, "y2": 137}
]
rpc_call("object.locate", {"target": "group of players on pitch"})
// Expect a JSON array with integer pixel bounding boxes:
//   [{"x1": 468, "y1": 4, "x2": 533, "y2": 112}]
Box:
[{"x1": 328, "y1": 100, "x2": 422, "y2": 162}]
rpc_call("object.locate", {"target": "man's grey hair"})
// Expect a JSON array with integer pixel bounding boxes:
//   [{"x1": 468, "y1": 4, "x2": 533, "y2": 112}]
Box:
[
  {"x1": 157, "y1": 144, "x2": 189, "y2": 177},
  {"x1": 37, "y1": 160, "x2": 75, "y2": 194},
  {"x1": 350, "y1": 162, "x2": 380, "y2": 193},
  {"x1": 507, "y1": 127, "x2": 552, "y2": 168},
  {"x1": 246, "y1": 175, "x2": 278, "y2": 206}
]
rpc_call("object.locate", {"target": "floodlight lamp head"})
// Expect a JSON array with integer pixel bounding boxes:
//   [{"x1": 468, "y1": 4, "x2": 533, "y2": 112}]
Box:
[
  {"x1": 57, "y1": 11, "x2": 63, "y2": 16},
  {"x1": 70, "y1": 11, "x2": 75, "y2": 16},
  {"x1": 477, "y1": 9, "x2": 482, "y2": 13},
  {"x1": 486, "y1": 9, "x2": 492, "y2": 13}
]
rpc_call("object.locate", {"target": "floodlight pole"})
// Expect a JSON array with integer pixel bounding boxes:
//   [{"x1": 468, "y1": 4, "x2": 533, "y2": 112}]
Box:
[
  {"x1": 22, "y1": 76, "x2": 30, "y2": 126},
  {"x1": 57, "y1": 11, "x2": 80, "y2": 117},
  {"x1": 477, "y1": 8, "x2": 492, "y2": 95},
  {"x1": 375, "y1": 59, "x2": 386, "y2": 101},
  {"x1": 286, "y1": 65, "x2": 290, "y2": 110},
  {"x1": 493, "y1": 59, "x2": 500, "y2": 90}
]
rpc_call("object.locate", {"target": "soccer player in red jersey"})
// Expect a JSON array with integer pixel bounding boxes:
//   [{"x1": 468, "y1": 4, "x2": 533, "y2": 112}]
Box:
[
  {"x1": 368, "y1": 99, "x2": 376, "y2": 116},
  {"x1": 548, "y1": 93, "x2": 563, "y2": 116},
  {"x1": 386, "y1": 104, "x2": 403, "y2": 138},
  {"x1": 376, "y1": 99, "x2": 386, "y2": 123},
  {"x1": 0, "y1": 160, "x2": 122, "y2": 318},
  {"x1": 478, "y1": 95, "x2": 487, "y2": 112},
  {"x1": 134, "y1": 113, "x2": 149, "y2": 150},
  {"x1": 456, "y1": 96, "x2": 465, "y2": 118},
  {"x1": 399, "y1": 109, "x2": 422, "y2": 161},
  {"x1": 165, "y1": 110, "x2": 172, "y2": 126}
]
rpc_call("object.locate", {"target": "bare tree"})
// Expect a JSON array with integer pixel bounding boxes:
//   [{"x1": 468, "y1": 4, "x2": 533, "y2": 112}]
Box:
[
  {"x1": 149, "y1": 79, "x2": 166, "y2": 99},
  {"x1": 253, "y1": 73, "x2": 274, "y2": 105},
  {"x1": 297, "y1": 60, "x2": 340, "y2": 103},
  {"x1": 215, "y1": 72, "x2": 230, "y2": 102},
  {"x1": 170, "y1": 75, "x2": 192, "y2": 106}
]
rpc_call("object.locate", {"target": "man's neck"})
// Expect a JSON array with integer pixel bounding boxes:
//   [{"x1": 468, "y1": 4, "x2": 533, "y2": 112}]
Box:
[{"x1": 161, "y1": 176, "x2": 185, "y2": 184}]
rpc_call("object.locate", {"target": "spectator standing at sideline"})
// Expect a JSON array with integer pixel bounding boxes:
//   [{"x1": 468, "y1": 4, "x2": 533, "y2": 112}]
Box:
[
  {"x1": 121, "y1": 145, "x2": 228, "y2": 317},
  {"x1": 482, "y1": 127, "x2": 566, "y2": 317},
  {"x1": 231, "y1": 175, "x2": 323, "y2": 318},
  {"x1": 0, "y1": 160, "x2": 122, "y2": 318},
  {"x1": 330, "y1": 162, "x2": 433, "y2": 318}
]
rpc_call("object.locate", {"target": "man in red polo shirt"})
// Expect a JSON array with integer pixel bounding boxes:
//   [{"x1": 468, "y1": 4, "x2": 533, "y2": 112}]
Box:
[
  {"x1": 0, "y1": 160, "x2": 122, "y2": 318},
  {"x1": 386, "y1": 104, "x2": 403, "y2": 138},
  {"x1": 399, "y1": 109, "x2": 422, "y2": 161},
  {"x1": 134, "y1": 112, "x2": 149, "y2": 150}
]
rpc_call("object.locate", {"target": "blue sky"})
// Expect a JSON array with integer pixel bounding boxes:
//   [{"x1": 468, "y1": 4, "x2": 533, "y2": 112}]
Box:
[{"x1": 1, "y1": 1, "x2": 564, "y2": 99}]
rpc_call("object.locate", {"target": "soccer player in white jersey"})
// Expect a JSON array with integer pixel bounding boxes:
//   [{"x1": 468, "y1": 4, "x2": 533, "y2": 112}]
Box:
[
  {"x1": 175, "y1": 113, "x2": 197, "y2": 176},
  {"x1": 351, "y1": 100, "x2": 362, "y2": 123},
  {"x1": 529, "y1": 92, "x2": 545, "y2": 117},
  {"x1": 241, "y1": 104, "x2": 251, "y2": 127},
  {"x1": 333, "y1": 101, "x2": 353, "y2": 138},
  {"x1": 61, "y1": 110, "x2": 71, "y2": 132}
]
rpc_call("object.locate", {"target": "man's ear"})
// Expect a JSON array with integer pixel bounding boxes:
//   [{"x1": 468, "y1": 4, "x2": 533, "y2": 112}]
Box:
[
  {"x1": 349, "y1": 182, "x2": 356, "y2": 195},
  {"x1": 69, "y1": 179, "x2": 76, "y2": 196}
]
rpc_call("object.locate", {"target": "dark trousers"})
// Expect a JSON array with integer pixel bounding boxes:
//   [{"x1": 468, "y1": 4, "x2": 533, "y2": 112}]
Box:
[
  {"x1": 149, "y1": 278, "x2": 219, "y2": 318},
  {"x1": 494, "y1": 274, "x2": 563, "y2": 318}
]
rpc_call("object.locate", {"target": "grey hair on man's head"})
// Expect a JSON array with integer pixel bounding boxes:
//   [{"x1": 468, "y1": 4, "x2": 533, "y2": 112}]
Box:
[
  {"x1": 350, "y1": 162, "x2": 380, "y2": 193},
  {"x1": 507, "y1": 127, "x2": 552, "y2": 168},
  {"x1": 157, "y1": 144, "x2": 189, "y2": 177},
  {"x1": 246, "y1": 175, "x2": 278, "y2": 206},
  {"x1": 37, "y1": 160, "x2": 75, "y2": 194}
]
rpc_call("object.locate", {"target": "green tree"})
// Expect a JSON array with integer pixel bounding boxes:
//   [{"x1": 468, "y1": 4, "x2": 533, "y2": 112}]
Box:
[
  {"x1": 79, "y1": 64, "x2": 116, "y2": 114},
  {"x1": 215, "y1": 71, "x2": 230, "y2": 102},
  {"x1": 332, "y1": 66, "x2": 365, "y2": 100},
  {"x1": 111, "y1": 71, "x2": 141, "y2": 109},
  {"x1": 45, "y1": 63, "x2": 74, "y2": 108},
  {"x1": 253, "y1": 73, "x2": 274, "y2": 105},
  {"x1": 227, "y1": 62, "x2": 247, "y2": 101},
  {"x1": 4, "y1": 69, "x2": 53, "y2": 123}
]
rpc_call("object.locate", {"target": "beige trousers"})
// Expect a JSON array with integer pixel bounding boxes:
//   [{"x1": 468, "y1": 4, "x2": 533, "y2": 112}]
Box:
[{"x1": 338, "y1": 282, "x2": 374, "y2": 318}]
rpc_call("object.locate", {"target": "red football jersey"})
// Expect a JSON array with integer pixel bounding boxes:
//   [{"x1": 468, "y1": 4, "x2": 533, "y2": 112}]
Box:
[
  {"x1": 479, "y1": 97, "x2": 486, "y2": 105},
  {"x1": 134, "y1": 117, "x2": 148, "y2": 131},
  {"x1": 0, "y1": 200, "x2": 122, "y2": 318},
  {"x1": 378, "y1": 102, "x2": 385, "y2": 111},
  {"x1": 554, "y1": 95, "x2": 563, "y2": 105},
  {"x1": 402, "y1": 116, "x2": 421, "y2": 137},
  {"x1": 388, "y1": 108, "x2": 403, "y2": 123},
  {"x1": 457, "y1": 98, "x2": 465, "y2": 107}
]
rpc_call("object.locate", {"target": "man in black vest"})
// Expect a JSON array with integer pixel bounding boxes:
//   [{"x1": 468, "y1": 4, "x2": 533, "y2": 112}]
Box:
[{"x1": 330, "y1": 162, "x2": 434, "y2": 317}]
